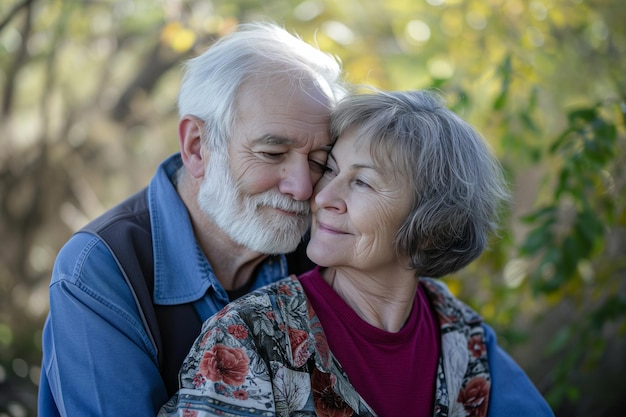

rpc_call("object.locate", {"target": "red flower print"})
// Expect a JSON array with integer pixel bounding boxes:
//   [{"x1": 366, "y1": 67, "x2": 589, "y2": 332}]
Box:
[
  {"x1": 308, "y1": 320, "x2": 330, "y2": 366},
  {"x1": 232, "y1": 389, "x2": 249, "y2": 400},
  {"x1": 458, "y1": 377, "x2": 490, "y2": 417},
  {"x1": 199, "y1": 344, "x2": 250, "y2": 386},
  {"x1": 227, "y1": 324, "x2": 249, "y2": 340},
  {"x1": 192, "y1": 373, "x2": 205, "y2": 387},
  {"x1": 307, "y1": 302, "x2": 316, "y2": 319},
  {"x1": 311, "y1": 369, "x2": 353, "y2": 417},
  {"x1": 277, "y1": 283, "x2": 294, "y2": 296},
  {"x1": 182, "y1": 410, "x2": 198, "y2": 417},
  {"x1": 468, "y1": 334, "x2": 486, "y2": 358},
  {"x1": 215, "y1": 383, "x2": 229, "y2": 396},
  {"x1": 215, "y1": 306, "x2": 230, "y2": 320},
  {"x1": 287, "y1": 327, "x2": 311, "y2": 367},
  {"x1": 288, "y1": 327, "x2": 308, "y2": 346},
  {"x1": 200, "y1": 329, "x2": 213, "y2": 346},
  {"x1": 266, "y1": 311, "x2": 277, "y2": 321}
]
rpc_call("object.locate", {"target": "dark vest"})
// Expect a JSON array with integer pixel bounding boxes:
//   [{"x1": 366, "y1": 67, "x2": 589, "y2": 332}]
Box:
[{"x1": 80, "y1": 188, "x2": 314, "y2": 395}]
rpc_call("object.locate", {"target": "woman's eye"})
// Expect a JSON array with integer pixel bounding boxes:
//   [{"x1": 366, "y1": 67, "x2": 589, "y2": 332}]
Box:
[{"x1": 354, "y1": 179, "x2": 370, "y2": 188}]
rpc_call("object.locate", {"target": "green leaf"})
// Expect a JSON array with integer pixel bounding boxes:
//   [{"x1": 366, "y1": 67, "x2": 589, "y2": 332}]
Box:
[
  {"x1": 520, "y1": 227, "x2": 553, "y2": 255},
  {"x1": 493, "y1": 55, "x2": 512, "y2": 110},
  {"x1": 519, "y1": 206, "x2": 557, "y2": 223},
  {"x1": 568, "y1": 107, "x2": 597, "y2": 125},
  {"x1": 550, "y1": 128, "x2": 575, "y2": 153},
  {"x1": 576, "y1": 210, "x2": 605, "y2": 243},
  {"x1": 589, "y1": 296, "x2": 626, "y2": 329},
  {"x1": 520, "y1": 111, "x2": 539, "y2": 133}
]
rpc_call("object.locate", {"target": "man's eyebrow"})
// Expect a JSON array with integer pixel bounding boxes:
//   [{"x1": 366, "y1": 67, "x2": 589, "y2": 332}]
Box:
[
  {"x1": 253, "y1": 135, "x2": 333, "y2": 153},
  {"x1": 252, "y1": 134, "x2": 294, "y2": 146}
]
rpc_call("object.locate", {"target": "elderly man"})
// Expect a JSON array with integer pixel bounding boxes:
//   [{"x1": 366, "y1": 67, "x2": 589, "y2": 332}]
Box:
[{"x1": 38, "y1": 22, "x2": 345, "y2": 416}]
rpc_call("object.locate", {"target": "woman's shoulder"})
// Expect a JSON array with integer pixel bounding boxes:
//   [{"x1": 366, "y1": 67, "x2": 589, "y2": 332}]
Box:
[
  {"x1": 232, "y1": 275, "x2": 305, "y2": 307},
  {"x1": 420, "y1": 277, "x2": 482, "y2": 327},
  {"x1": 206, "y1": 275, "x2": 308, "y2": 327}
]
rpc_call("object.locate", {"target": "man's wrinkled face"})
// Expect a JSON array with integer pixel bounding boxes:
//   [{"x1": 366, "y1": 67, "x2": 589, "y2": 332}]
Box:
[{"x1": 198, "y1": 76, "x2": 333, "y2": 254}]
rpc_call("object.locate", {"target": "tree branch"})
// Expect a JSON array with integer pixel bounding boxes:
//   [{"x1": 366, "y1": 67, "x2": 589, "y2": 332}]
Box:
[
  {"x1": 0, "y1": 0, "x2": 34, "y2": 34},
  {"x1": 1, "y1": 0, "x2": 34, "y2": 117}
]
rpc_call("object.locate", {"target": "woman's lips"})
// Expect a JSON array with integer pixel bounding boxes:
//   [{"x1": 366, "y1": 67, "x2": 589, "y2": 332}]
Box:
[{"x1": 317, "y1": 221, "x2": 347, "y2": 234}]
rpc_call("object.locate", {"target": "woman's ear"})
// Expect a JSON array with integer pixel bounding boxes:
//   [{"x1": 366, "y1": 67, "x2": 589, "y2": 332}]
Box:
[{"x1": 179, "y1": 115, "x2": 207, "y2": 179}]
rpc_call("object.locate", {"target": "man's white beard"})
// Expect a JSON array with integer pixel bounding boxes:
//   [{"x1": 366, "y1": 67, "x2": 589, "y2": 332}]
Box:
[{"x1": 197, "y1": 151, "x2": 310, "y2": 254}]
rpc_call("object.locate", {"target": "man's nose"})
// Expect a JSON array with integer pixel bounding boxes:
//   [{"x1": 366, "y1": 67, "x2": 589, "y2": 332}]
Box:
[{"x1": 278, "y1": 159, "x2": 314, "y2": 201}]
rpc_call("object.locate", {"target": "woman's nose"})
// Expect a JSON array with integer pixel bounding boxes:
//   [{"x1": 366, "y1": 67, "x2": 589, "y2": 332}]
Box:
[{"x1": 313, "y1": 176, "x2": 346, "y2": 213}]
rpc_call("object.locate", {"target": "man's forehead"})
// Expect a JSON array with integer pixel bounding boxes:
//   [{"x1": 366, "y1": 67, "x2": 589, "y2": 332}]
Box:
[{"x1": 238, "y1": 72, "x2": 333, "y2": 106}]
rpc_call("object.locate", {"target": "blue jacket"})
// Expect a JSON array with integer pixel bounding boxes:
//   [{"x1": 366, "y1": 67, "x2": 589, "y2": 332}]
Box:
[
  {"x1": 38, "y1": 154, "x2": 290, "y2": 416},
  {"x1": 484, "y1": 323, "x2": 554, "y2": 416}
]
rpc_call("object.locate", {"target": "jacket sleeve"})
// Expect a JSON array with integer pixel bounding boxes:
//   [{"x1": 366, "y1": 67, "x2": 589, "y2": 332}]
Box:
[
  {"x1": 38, "y1": 233, "x2": 167, "y2": 417},
  {"x1": 483, "y1": 324, "x2": 555, "y2": 417}
]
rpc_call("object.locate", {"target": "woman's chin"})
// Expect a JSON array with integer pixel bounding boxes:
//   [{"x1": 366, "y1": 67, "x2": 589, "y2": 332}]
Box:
[{"x1": 306, "y1": 245, "x2": 333, "y2": 267}]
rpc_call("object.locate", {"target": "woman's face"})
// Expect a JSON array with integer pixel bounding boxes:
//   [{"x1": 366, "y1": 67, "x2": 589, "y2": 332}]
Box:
[{"x1": 307, "y1": 129, "x2": 413, "y2": 273}]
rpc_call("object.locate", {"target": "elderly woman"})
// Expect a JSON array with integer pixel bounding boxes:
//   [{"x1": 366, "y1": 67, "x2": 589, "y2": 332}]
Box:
[{"x1": 159, "y1": 90, "x2": 554, "y2": 417}]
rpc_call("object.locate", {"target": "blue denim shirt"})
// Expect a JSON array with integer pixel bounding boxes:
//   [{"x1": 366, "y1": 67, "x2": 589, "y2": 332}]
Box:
[{"x1": 38, "y1": 154, "x2": 289, "y2": 417}]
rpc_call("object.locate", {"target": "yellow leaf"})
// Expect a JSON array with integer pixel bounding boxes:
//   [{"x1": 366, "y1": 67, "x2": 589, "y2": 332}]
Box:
[
  {"x1": 171, "y1": 28, "x2": 196, "y2": 53},
  {"x1": 160, "y1": 22, "x2": 196, "y2": 53},
  {"x1": 445, "y1": 278, "x2": 462, "y2": 297},
  {"x1": 161, "y1": 22, "x2": 182, "y2": 44}
]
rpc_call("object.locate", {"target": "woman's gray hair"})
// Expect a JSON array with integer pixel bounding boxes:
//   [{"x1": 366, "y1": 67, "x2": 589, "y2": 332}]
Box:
[
  {"x1": 330, "y1": 89, "x2": 510, "y2": 277},
  {"x1": 178, "y1": 22, "x2": 345, "y2": 154}
]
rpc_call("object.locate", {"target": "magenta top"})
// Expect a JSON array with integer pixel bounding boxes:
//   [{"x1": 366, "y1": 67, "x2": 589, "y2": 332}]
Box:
[{"x1": 299, "y1": 267, "x2": 441, "y2": 417}]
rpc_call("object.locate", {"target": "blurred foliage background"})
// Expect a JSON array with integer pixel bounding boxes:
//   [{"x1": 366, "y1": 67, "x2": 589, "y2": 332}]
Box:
[{"x1": 1, "y1": 0, "x2": 624, "y2": 416}]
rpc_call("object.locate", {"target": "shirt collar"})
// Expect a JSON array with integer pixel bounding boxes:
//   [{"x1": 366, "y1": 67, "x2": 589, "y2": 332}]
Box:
[{"x1": 148, "y1": 154, "x2": 213, "y2": 305}]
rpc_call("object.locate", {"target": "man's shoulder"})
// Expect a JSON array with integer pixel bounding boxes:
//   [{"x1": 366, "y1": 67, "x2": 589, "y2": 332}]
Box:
[
  {"x1": 50, "y1": 230, "x2": 138, "y2": 304},
  {"x1": 51, "y1": 188, "x2": 151, "y2": 292},
  {"x1": 53, "y1": 231, "x2": 113, "y2": 281},
  {"x1": 483, "y1": 323, "x2": 555, "y2": 416},
  {"x1": 81, "y1": 188, "x2": 150, "y2": 236}
]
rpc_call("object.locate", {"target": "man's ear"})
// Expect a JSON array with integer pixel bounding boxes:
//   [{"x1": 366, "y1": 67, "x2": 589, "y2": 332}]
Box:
[{"x1": 179, "y1": 115, "x2": 207, "y2": 179}]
